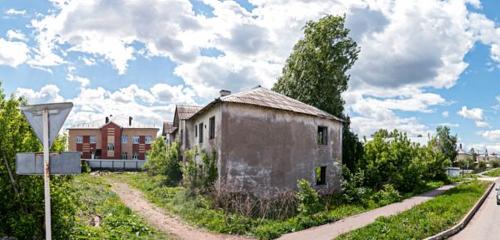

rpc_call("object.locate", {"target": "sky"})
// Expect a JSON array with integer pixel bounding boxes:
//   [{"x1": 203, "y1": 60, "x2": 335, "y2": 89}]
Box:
[{"x1": 0, "y1": 0, "x2": 500, "y2": 153}]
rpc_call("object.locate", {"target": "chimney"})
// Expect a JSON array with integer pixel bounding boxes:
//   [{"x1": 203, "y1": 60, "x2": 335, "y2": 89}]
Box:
[
  {"x1": 105, "y1": 116, "x2": 109, "y2": 124},
  {"x1": 129, "y1": 116, "x2": 133, "y2": 126},
  {"x1": 220, "y1": 89, "x2": 231, "y2": 97}
]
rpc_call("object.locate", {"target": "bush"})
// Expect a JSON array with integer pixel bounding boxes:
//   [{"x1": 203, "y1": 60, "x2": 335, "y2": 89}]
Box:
[
  {"x1": 370, "y1": 184, "x2": 401, "y2": 206},
  {"x1": 341, "y1": 167, "x2": 370, "y2": 204},
  {"x1": 490, "y1": 160, "x2": 500, "y2": 168},
  {"x1": 296, "y1": 179, "x2": 322, "y2": 215},
  {"x1": 144, "y1": 139, "x2": 182, "y2": 186},
  {"x1": 182, "y1": 148, "x2": 218, "y2": 194}
]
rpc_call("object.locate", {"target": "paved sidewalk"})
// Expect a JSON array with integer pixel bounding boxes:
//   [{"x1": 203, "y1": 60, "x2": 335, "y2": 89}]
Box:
[{"x1": 278, "y1": 185, "x2": 456, "y2": 240}]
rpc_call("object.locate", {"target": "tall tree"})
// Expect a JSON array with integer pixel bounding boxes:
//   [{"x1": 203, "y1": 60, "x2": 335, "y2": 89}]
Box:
[
  {"x1": 435, "y1": 126, "x2": 458, "y2": 163},
  {"x1": 272, "y1": 15, "x2": 362, "y2": 169}
]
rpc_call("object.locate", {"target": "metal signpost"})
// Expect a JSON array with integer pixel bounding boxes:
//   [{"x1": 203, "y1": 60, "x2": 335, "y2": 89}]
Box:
[{"x1": 17, "y1": 102, "x2": 78, "y2": 240}]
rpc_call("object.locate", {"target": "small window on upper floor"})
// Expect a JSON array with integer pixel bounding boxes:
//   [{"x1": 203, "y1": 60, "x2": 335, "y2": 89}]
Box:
[
  {"x1": 209, "y1": 116, "x2": 215, "y2": 139},
  {"x1": 315, "y1": 166, "x2": 326, "y2": 185},
  {"x1": 145, "y1": 136, "x2": 153, "y2": 144},
  {"x1": 107, "y1": 143, "x2": 115, "y2": 151},
  {"x1": 132, "y1": 136, "x2": 140, "y2": 144},
  {"x1": 317, "y1": 126, "x2": 328, "y2": 145},
  {"x1": 76, "y1": 136, "x2": 83, "y2": 144},
  {"x1": 122, "y1": 135, "x2": 128, "y2": 144},
  {"x1": 89, "y1": 136, "x2": 96, "y2": 144}
]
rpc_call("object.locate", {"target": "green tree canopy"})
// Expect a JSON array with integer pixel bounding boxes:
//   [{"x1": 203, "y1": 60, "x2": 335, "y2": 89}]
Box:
[
  {"x1": 272, "y1": 15, "x2": 362, "y2": 170},
  {"x1": 273, "y1": 15, "x2": 359, "y2": 116},
  {"x1": 435, "y1": 126, "x2": 458, "y2": 163}
]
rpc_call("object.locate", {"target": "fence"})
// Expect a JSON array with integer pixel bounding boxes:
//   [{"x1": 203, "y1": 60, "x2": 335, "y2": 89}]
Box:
[{"x1": 83, "y1": 159, "x2": 146, "y2": 171}]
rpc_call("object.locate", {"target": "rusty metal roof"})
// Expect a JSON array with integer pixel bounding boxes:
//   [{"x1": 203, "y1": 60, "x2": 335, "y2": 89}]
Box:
[
  {"x1": 175, "y1": 105, "x2": 203, "y2": 120},
  {"x1": 190, "y1": 87, "x2": 343, "y2": 122}
]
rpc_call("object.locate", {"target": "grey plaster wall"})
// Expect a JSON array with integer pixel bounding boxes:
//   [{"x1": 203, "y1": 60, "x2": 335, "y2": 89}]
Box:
[{"x1": 219, "y1": 102, "x2": 343, "y2": 197}]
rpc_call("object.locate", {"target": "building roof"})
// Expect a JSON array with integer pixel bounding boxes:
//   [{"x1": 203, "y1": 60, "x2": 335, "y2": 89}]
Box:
[
  {"x1": 162, "y1": 122, "x2": 175, "y2": 135},
  {"x1": 190, "y1": 87, "x2": 344, "y2": 122},
  {"x1": 67, "y1": 116, "x2": 159, "y2": 130},
  {"x1": 175, "y1": 105, "x2": 203, "y2": 120}
]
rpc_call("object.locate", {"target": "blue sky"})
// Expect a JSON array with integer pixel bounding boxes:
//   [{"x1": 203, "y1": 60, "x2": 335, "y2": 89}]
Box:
[{"x1": 0, "y1": 0, "x2": 499, "y2": 152}]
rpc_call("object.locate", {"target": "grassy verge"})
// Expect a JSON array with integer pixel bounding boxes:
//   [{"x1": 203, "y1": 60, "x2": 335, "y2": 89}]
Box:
[
  {"x1": 337, "y1": 180, "x2": 489, "y2": 240},
  {"x1": 108, "y1": 172, "x2": 445, "y2": 240},
  {"x1": 70, "y1": 174, "x2": 170, "y2": 239},
  {"x1": 484, "y1": 168, "x2": 500, "y2": 177}
]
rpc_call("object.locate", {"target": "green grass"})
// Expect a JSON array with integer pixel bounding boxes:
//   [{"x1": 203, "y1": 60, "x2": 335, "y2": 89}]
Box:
[
  {"x1": 70, "y1": 174, "x2": 170, "y2": 240},
  {"x1": 484, "y1": 168, "x2": 500, "y2": 177},
  {"x1": 107, "y1": 172, "x2": 445, "y2": 240},
  {"x1": 336, "y1": 180, "x2": 490, "y2": 240}
]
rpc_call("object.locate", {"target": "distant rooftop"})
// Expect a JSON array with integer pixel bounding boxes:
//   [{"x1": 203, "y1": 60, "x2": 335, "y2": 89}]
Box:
[
  {"x1": 176, "y1": 105, "x2": 203, "y2": 120},
  {"x1": 68, "y1": 115, "x2": 160, "y2": 129}
]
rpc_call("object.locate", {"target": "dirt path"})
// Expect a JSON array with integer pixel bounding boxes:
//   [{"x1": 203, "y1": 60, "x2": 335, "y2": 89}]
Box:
[
  {"x1": 278, "y1": 184, "x2": 456, "y2": 240},
  {"x1": 108, "y1": 180, "x2": 251, "y2": 240}
]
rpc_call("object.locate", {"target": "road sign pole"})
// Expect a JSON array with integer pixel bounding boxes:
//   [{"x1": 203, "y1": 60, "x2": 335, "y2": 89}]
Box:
[{"x1": 43, "y1": 108, "x2": 52, "y2": 240}]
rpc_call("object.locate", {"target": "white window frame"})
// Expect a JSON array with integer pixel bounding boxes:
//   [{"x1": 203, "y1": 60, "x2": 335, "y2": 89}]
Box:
[
  {"x1": 145, "y1": 136, "x2": 153, "y2": 144},
  {"x1": 122, "y1": 135, "x2": 128, "y2": 144},
  {"x1": 76, "y1": 136, "x2": 83, "y2": 144},
  {"x1": 89, "y1": 136, "x2": 96, "y2": 144},
  {"x1": 132, "y1": 136, "x2": 140, "y2": 144},
  {"x1": 132, "y1": 152, "x2": 139, "y2": 160}
]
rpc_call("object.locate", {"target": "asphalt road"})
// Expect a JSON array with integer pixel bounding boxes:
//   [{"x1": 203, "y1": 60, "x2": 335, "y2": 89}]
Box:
[{"x1": 451, "y1": 179, "x2": 499, "y2": 240}]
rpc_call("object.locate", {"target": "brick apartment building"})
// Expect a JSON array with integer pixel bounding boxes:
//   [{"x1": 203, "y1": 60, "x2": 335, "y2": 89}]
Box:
[{"x1": 68, "y1": 116, "x2": 159, "y2": 160}]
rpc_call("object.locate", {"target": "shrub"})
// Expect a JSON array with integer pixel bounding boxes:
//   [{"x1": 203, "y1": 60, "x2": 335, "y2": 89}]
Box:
[
  {"x1": 296, "y1": 179, "x2": 322, "y2": 215},
  {"x1": 144, "y1": 139, "x2": 182, "y2": 186},
  {"x1": 490, "y1": 160, "x2": 500, "y2": 168},
  {"x1": 182, "y1": 148, "x2": 218, "y2": 194},
  {"x1": 370, "y1": 184, "x2": 401, "y2": 206},
  {"x1": 341, "y1": 167, "x2": 370, "y2": 204}
]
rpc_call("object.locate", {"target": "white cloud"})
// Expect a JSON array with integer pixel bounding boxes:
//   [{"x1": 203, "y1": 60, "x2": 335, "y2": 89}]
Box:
[
  {"x1": 14, "y1": 85, "x2": 64, "y2": 103},
  {"x1": 480, "y1": 130, "x2": 500, "y2": 141},
  {"x1": 442, "y1": 111, "x2": 449, "y2": 118},
  {"x1": 0, "y1": 38, "x2": 29, "y2": 67},
  {"x1": 5, "y1": 9, "x2": 26, "y2": 16},
  {"x1": 457, "y1": 106, "x2": 484, "y2": 121},
  {"x1": 475, "y1": 121, "x2": 490, "y2": 128},
  {"x1": 6, "y1": 30, "x2": 28, "y2": 42}
]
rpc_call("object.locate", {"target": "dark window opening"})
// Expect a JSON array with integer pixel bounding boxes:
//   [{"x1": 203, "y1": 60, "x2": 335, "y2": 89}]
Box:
[
  {"x1": 195, "y1": 125, "x2": 197, "y2": 137},
  {"x1": 317, "y1": 126, "x2": 328, "y2": 145},
  {"x1": 209, "y1": 116, "x2": 215, "y2": 139},
  {"x1": 315, "y1": 166, "x2": 326, "y2": 185},
  {"x1": 198, "y1": 122, "x2": 203, "y2": 143}
]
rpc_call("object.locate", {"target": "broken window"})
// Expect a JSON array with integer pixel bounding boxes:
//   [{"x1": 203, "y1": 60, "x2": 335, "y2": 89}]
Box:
[
  {"x1": 209, "y1": 116, "x2": 215, "y2": 139},
  {"x1": 317, "y1": 126, "x2": 328, "y2": 145},
  {"x1": 199, "y1": 122, "x2": 203, "y2": 143},
  {"x1": 315, "y1": 166, "x2": 326, "y2": 185}
]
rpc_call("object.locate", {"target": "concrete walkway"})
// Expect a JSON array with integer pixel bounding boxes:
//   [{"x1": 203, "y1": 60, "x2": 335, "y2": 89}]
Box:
[{"x1": 278, "y1": 184, "x2": 456, "y2": 240}]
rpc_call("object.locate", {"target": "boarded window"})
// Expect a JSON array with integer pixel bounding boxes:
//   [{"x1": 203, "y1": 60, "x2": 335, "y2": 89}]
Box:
[
  {"x1": 209, "y1": 116, "x2": 215, "y2": 139},
  {"x1": 315, "y1": 166, "x2": 326, "y2": 185},
  {"x1": 199, "y1": 122, "x2": 203, "y2": 143},
  {"x1": 317, "y1": 126, "x2": 328, "y2": 145}
]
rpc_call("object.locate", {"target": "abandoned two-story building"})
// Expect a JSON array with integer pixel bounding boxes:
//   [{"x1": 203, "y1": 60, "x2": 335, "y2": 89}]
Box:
[{"x1": 166, "y1": 86, "x2": 344, "y2": 196}]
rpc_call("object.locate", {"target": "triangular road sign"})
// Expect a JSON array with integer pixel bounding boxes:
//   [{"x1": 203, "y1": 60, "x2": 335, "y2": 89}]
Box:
[{"x1": 21, "y1": 102, "x2": 73, "y2": 148}]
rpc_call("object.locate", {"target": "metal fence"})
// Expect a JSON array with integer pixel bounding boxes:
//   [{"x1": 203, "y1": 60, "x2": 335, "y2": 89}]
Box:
[{"x1": 83, "y1": 159, "x2": 146, "y2": 171}]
